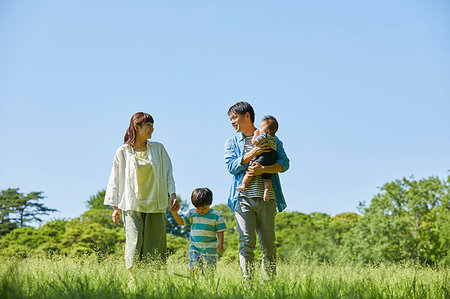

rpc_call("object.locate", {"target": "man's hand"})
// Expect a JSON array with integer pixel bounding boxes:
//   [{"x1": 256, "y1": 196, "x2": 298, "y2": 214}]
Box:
[
  {"x1": 242, "y1": 141, "x2": 271, "y2": 165},
  {"x1": 248, "y1": 162, "x2": 283, "y2": 177},
  {"x1": 251, "y1": 141, "x2": 271, "y2": 156},
  {"x1": 112, "y1": 207, "x2": 121, "y2": 225},
  {"x1": 217, "y1": 243, "x2": 224, "y2": 252},
  {"x1": 247, "y1": 162, "x2": 265, "y2": 176}
]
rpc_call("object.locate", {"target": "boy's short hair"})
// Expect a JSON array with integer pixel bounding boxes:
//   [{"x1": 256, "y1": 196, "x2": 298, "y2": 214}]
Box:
[
  {"x1": 191, "y1": 188, "x2": 213, "y2": 207},
  {"x1": 262, "y1": 115, "x2": 278, "y2": 135},
  {"x1": 228, "y1": 101, "x2": 255, "y2": 123}
]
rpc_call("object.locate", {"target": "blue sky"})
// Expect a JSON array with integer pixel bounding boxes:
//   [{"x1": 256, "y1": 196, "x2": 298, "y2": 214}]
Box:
[{"x1": 1, "y1": 0, "x2": 449, "y2": 222}]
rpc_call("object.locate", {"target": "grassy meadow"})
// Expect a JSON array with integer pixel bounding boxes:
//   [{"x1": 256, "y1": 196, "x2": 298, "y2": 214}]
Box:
[{"x1": 0, "y1": 254, "x2": 448, "y2": 299}]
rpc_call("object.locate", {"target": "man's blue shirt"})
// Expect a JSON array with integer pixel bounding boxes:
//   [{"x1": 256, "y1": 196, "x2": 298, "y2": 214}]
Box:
[{"x1": 224, "y1": 132, "x2": 289, "y2": 212}]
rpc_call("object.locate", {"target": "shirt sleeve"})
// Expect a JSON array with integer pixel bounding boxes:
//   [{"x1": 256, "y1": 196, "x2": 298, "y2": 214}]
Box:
[
  {"x1": 215, "y1": 213, "x2": 227, "y2": 232},
  {"x1": 104, "y1": 148, "x2": 121, "y2": 206},
  {"x1": 160, "y1": 144, "x2": 176, "y2": 195},
  {"x1": 275, "y1": 137, "x2": 290, "y2": 173},
  {"x1": 224, "y1": 137, "x2": 247, "y2": 175}
]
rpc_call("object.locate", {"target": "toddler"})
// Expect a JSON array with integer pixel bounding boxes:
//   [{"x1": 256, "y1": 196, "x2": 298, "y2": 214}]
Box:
[{"x1": 236, "y1": 116, "x2": 279, "y2": 201}]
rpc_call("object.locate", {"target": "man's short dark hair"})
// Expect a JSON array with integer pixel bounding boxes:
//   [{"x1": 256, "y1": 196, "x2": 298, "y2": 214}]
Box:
[
  {"x1": 262, "y1": 115, "x2": 278, "y2": 135},
  {"x1": 228, "y1": 101, "x2": 255, "y2": 123},
  {"x1": 191, "y1": 188, "x2": 213, "y2": 207}
]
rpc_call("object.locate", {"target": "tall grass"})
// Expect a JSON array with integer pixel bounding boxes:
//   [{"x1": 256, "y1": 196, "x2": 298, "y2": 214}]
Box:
[{"x1": 0, "y1": 254, "x2": 448, "y2": 298}]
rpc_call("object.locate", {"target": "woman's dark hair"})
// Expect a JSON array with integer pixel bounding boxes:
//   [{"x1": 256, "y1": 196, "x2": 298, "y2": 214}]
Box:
[
  {"x1": 228, "y1": 101, "x2": 255, "y2": 123},
  {"x1": 124, "y1": 112, "x2": 154, "y2": 147},
  {"x1": 191, "y1": 188, "x2": 213, "y2": 207}
]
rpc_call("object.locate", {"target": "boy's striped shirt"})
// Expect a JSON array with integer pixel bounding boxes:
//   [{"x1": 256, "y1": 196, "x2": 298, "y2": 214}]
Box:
[{"x1": 182, "y1": 208, "x2": 227, "y2": 256}]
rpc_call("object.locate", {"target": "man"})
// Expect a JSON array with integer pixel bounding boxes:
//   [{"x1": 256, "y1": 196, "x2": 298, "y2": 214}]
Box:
[{"x1": 224, "y1": 101, "x2": 289, "y2": 280}]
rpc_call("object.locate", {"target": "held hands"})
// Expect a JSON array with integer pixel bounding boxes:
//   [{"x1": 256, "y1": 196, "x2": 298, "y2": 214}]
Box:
[
  {"x1": 169, "y1": 193, "x2": 178, "y2": 212},
  {"x1": 170, "y1": 198, "x2": 180, "y2": 213},
  {"x1": 112, "y1": 207, "x2": 121, "y2": 225}
]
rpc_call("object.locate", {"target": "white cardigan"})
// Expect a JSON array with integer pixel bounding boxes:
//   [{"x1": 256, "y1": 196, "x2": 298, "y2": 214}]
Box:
[{"x1": 104, "y1": 141, "x2": 176, "y2": 212}]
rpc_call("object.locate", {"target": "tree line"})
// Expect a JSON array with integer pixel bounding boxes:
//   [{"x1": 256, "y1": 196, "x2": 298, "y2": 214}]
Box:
[{"x1": 0, "y1": 175, "x2": 448, "y2": 265}]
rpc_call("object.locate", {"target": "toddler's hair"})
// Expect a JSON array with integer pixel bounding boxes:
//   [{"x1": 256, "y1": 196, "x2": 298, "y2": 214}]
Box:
[
  {"x1": 191, "y1": 188, "x2": 213, "y2": 207},
  {"x1": 262, "y1": 115, "x2": 278, "y2": 135}
]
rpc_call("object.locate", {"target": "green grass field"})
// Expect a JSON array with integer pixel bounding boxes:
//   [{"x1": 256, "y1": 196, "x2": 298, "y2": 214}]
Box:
[{"x1": 0, "y1": 254, "x2": 448, "y2": 298}]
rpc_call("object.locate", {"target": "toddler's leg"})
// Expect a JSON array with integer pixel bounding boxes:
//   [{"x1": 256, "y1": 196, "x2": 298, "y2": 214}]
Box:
[
  {"x1": 236, "y1": 173, "x2": 251, "y2": 191},
  {"x1": 263, "y1": 179, "x2": 272, "y2": 201}
]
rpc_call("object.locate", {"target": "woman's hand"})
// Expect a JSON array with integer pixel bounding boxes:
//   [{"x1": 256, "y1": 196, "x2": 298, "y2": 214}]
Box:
[
  {"x1": 169, "y1": 193, "x2": 177, "y2": 209},
  {"x1": 112, "y1": 207, "x2": 121, "y2": 225},
  {"x1": 170, "y1": 198, "x2": 180, "y2": 213}
]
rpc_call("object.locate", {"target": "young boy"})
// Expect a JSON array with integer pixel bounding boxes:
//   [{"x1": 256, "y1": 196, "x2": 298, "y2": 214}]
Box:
[
  {"x1": 236, "y1": 116, "x2": 279, "y2": 201},
  {"x1": 170, "y1": 188, "x2": 226, "y2": 273}
]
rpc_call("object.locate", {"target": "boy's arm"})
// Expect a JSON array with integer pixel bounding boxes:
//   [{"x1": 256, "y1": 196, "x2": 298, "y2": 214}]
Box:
[
  {"x1": 216, "y1": 214, "x2": 226, "y2": 252},
  {"x1": 217, "y1": 231, "x2": 224, "y2": 252},
  {"x1": 169, "y1": 199, "x2": 185, "y2": 226},
  {"x1": 171, "y1": 211, "x2": 185, "y2": 226}
]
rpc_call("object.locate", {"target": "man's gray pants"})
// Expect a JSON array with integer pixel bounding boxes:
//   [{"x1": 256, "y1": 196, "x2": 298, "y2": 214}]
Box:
[{"x1": 234, "y1": 197, "x2": 277, "y2": 280}]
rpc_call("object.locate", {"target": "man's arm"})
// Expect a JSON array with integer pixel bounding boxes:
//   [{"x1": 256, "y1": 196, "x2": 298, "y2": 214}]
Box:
[
  {"x1": 247, "y1": 162, "x2": 282, "y2": 176},
  {"x1": 247, "y1": 137, "x2": 289, "y2": 176},
  {"x1": 275, "y1": 138, "x2": 290, "y2": 173},
  {"x1": 225, "y1": 136, "x2": 273, "y2": 174},
  {"x1": 224, "y1": 138, "x2": 247, "y2": 175},
  {"x1": 241, "y1": 141, "x2": 272, "y2": 165}
]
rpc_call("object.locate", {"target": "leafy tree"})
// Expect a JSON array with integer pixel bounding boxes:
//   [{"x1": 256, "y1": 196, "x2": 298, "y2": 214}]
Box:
[
  {"x1": 0, "y1": 219, "x2": 67, "y2": 257},
  {"x1": 81, "y1": 208, "x2": 119, "y2": 230},
  {"x1": 13, "y1": 191, "x2": 57, "y2": 228},
  {"x1": 0, "y1": 188, "x2": 57, "y2": 232},
  {"x1": 60, "y1": 218, "x2": 124, "y2": 256},
  {"x1": 328, "y1": 212, "x2": 360, "y2": 246},
  {"x1": 276, "y1": 212, "x2": 330, "y2": 261},
  {"x1": 341, "y1": 175, "x2": 450, "y2": 264},
  {"x1": 0, "y1": 189, "x2": 19, "y2": 235},
  {"x1": 85, "y1": 189, "x2": 107, "y2": 210}
]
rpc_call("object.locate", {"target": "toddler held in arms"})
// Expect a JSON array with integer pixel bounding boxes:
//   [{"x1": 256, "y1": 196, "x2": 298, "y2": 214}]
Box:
[{"x1": 236, "y1": 116, "x2": 279, "y2": 201}]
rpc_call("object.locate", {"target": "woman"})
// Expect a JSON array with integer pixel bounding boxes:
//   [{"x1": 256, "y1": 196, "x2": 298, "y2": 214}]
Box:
[{"x1": 104, "y1": 112, "x2": 176, "y2": 281}]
